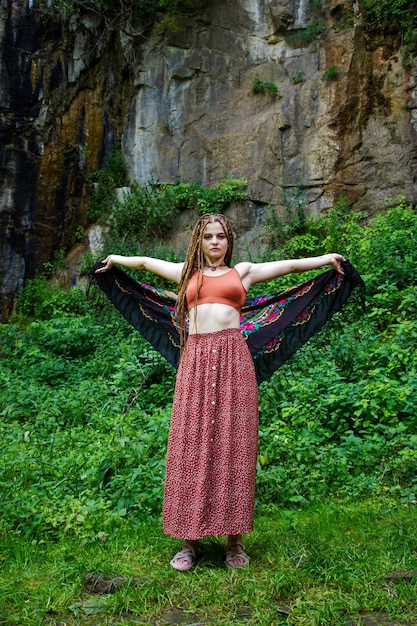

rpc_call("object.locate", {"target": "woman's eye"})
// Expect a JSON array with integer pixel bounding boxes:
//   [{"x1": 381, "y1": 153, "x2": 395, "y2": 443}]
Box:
[{"x1": 204, "y1": 233, "x2": 226, "y2": 240}]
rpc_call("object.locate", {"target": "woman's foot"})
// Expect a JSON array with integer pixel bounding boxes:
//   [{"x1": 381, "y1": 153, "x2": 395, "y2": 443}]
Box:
[
  {"x1": 225, "y1": 536, "x2": 250, "y2": 568},
  {"x1": 170, "y1": 541, "x2": 199, "y2": 571}
]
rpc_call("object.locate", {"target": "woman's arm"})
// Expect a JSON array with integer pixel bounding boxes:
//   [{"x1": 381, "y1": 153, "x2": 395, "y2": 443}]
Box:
[
  {"x1": 95, "y1": 254, "x2": 184, "y2": 284},
  {"x1": 237, "y1": 253, "x2": 345, "y2": 290}
]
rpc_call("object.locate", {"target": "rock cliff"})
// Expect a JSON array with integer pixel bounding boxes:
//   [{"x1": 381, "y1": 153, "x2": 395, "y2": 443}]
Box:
[{"x1": 1, "y1": 0, "x2": 416, "y2": 320}]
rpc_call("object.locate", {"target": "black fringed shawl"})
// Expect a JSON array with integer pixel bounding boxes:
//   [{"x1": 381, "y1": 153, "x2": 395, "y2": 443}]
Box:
[{"x1": 89, "y1": 261, "x2": 365, "y2": 385}]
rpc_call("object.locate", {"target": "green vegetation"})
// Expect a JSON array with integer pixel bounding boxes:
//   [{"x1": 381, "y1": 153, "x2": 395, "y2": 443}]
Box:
[
  {"x1": 88, "y1": 153, "x2": 247, "y2": 254},
  {"x1": 323, "y1": 65, "x2": 339, "y2": 83},
  {"x1": 1, "y1": 197, "x2": 417, "y2": 623},
  {"x1": 360, "y1": 0, "x2": 417, "y2": 58},
  {"x1": 284, "y1": 1, "x2": 417, "y2": 60},
  {"x1": 1, "y1": 501, "x2": 416, "y2": 624},
  {"x1": 110, "y1": 177, "x2": 247, "y2": 245},
  {"x1": 291, "y1": 71, "x2": 305, "y2": 84},
  {"x1": 359, "y1": 0, "x2": 417, "y2": 60},
  {"x1": 285, "y1": 23, "x2": 326, "y2": 48},
  {"x1": 35, "y1": 0, "x2": 204, "y2": 30},
  {"x1": 87, "y1": 150, "x2": 129, "y2": 223},
  {"x1": 253, "y1": 76, "x2": 279, "y2": 98},
  {"x1": 360, "y1": 0, "x2": 417, "y2": 33}
]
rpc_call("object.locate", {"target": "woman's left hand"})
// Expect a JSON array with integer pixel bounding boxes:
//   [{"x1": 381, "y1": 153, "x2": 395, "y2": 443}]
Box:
[{"x1": 328, "y1": 253, "x2": 345, "y2": 274}]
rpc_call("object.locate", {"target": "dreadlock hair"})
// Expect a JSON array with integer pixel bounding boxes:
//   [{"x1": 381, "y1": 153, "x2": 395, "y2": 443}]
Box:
[{"x1": 175, "y1": 213, "x2": 235, "y2": 353}]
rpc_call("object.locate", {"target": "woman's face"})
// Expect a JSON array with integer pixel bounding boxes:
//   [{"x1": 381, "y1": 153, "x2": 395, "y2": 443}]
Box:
[{"x1": 201, "y1": 221, "x2": 228, "y2": 262}]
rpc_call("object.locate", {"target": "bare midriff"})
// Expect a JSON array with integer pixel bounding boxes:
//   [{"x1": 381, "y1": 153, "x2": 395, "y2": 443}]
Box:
[{"x1": 188, "y1": 302, "x2": 241, "y2": 335}]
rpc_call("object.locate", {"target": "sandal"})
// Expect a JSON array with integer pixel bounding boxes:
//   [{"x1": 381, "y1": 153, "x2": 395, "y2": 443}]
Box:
[
  {"x1": 225, "y1": 543, "x2": 250, "y2": 568},
  {"x1": 170, "y1": 544, "x2": 199, "y2": 572}
]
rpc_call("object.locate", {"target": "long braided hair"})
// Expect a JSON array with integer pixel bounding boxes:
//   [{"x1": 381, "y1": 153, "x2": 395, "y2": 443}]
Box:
[{"x1": 175, "y1": 213, "x2": 235, "y2": 352}]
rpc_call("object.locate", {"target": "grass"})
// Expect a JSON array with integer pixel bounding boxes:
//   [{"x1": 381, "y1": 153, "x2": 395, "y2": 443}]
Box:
[{"x1": 1, "y1": 499, "x2": 416, "y2": 625}]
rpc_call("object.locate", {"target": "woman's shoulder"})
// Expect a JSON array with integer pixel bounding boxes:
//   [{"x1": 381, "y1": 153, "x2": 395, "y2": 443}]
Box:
[{"x1": 233, "y1": 262, "x2": 252, "y2": 278}]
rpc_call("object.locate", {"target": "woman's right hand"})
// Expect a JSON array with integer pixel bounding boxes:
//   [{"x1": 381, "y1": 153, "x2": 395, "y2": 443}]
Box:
[{"x1": 95, "y1": 255, "x2": 114, "y2": 273}]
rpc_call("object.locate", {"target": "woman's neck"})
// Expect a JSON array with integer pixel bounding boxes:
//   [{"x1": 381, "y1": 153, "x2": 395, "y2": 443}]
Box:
[
  {"x1": 204, "y1": 262, "x2": 228, "y2": 272},
  {"x1": 203, "y1": 253, "x2": 228, "y2": 271}
]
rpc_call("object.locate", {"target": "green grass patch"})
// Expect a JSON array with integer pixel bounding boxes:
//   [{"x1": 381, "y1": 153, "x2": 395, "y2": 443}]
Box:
[{"x1": 0, "y1": 500, "x2": 416, "y2": 625}]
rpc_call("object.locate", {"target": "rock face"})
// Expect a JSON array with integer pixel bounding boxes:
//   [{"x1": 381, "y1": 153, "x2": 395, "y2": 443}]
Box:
[
  {"x1": 0, "y1": 0, "x2": 133, "y2": 319},
  {"x1": 1, "y1": 0, "x2": 417, "y2": 319}
]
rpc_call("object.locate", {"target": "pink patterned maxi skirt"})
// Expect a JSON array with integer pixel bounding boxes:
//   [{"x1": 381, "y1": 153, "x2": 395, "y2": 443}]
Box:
[{"x1": 162, "y1": 328, "x2": 259, "y2": 540}]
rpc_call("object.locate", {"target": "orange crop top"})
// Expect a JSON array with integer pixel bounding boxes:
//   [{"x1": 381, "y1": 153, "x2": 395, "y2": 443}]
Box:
[{"x1": 186, "y1": 268, "x2": 247, "y2": 312}]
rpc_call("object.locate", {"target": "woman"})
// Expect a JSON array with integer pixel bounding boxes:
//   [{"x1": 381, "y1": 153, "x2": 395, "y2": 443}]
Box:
[{"x1": 95, "y1": 213, "x2": 345, "y2": 571}]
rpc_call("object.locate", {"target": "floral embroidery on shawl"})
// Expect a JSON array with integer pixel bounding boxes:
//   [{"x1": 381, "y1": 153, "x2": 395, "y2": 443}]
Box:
[{"x1": 90, "y1": 261, "x2": 364, "y2": 385}]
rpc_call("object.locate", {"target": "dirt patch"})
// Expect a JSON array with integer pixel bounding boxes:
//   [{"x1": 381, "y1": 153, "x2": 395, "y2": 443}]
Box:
[{"x1": 83, "y1": 571, "x2": 145, "y2": 595}]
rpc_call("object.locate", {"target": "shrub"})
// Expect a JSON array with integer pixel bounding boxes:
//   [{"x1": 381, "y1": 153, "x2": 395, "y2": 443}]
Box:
[
  {"x1": 108, "y1": 182, "x2": 181, "y2": 242},
  {"x1": 353, "y1": 201, "x2": 417, "y2": 290},
  {"x1": 285, "y1": 23, "x2": 326, "y2": 48},
  {"x1": 190, "y1": 177, "x2": 248, "y2": 214},
  {"x1": 87, "y1": 150, "x2": 129, "y2": 223},
  {"x1": 16, "y1": 277, "x2": 88, "y2": 320},
  {"x1": 360, "y1": 0, "x2": 413, "y2": 32},
  {"x1": 359, "y1": 0, "x2": 417, "y2": 60},
  {"x1": 253, "y1": 76, "x2": 279, "y2": 97},
  {"x1": 292, "y1": 71, "x2": 305, "y2": 84},
  {"x1": 323, "y1": 65, "x2": 339, "y2": 83}
]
